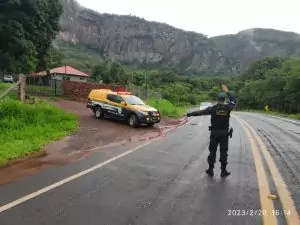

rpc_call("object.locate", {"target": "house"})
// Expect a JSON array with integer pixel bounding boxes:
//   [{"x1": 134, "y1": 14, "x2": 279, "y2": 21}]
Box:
[{"x1": 35, "y1": 65, "x2": 89, "y2": 82}]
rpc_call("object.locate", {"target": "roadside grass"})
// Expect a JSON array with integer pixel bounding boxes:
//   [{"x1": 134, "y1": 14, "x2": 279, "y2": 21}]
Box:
[
  {"x1": 0, "y1": 82, "x2": 12, "y2": 91},
  {"x1": 241, "y1": 109, "x2": 300, "y2": 120},
  {"x1": 145, "y1": 99, "x2": 186, "y2": 118},
  {"x1": 0, "y1": 82, "x2": 18, "y2": 100},
  {"x1": 0, "y1": 98, "x2": 78, "y2": 165}
]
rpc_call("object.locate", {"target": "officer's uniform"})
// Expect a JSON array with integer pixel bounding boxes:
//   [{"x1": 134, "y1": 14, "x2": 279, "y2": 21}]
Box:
[{"x1": 187, "y1": 92, "x2": 236, "y2": 177}]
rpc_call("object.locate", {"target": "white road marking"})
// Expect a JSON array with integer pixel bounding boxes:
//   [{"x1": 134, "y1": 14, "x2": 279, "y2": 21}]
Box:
[{"x1": 0, "y1": 141, "x2": 152, "y2": 213}]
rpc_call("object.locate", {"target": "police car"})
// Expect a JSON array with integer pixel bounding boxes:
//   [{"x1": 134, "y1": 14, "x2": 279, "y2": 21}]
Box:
[
  {"x1": 200, "y1": 102, "x2": 213, "y2": 110},
  {"x1": 87, "y1": 89, "x2": 161, "y2": 127}
]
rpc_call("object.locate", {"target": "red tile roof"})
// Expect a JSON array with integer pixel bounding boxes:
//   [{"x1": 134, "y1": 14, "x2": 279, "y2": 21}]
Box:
[{"x1": 35, "y1": 65, "x2": 89, "y2": 77}]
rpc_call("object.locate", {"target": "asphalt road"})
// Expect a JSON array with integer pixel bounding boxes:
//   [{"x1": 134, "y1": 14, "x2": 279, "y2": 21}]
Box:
[{"x1": 0, "y1": 112, "x2": 299, "y2": 225}]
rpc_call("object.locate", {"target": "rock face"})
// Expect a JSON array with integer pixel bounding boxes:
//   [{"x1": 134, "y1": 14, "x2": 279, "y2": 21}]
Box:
[
  {"x1": 57, "y1": 0, "x2": 300, "y2": 75},
  {"x1": 211, "y1": 28, "x2": 300, "y2": 72}
]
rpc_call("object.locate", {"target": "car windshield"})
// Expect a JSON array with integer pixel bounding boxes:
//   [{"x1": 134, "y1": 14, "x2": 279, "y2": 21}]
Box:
[{"x1": 123, "y1": 96, "x2": 145, "y2": 105}]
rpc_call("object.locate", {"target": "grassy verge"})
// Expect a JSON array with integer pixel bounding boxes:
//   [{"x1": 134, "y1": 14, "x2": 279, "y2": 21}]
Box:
[
  {"x1": 0, "y1": 98, "x2": 78, "y2": 165},
  {"x1": 145, "y1": 99, "x2": 186, "y2": 118},
  {"x1": 241, "y1": 109, "x2": 300, "y2": 120},
  {"x1": 0, "y1": 82, "x2": 18, "y2": 100},
  {"x1": 0, "y1": 82, "x2": 12, "y2": 91}
]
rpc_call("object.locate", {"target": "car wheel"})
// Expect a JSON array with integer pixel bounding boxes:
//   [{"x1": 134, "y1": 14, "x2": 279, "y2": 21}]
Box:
[
  {"x1": 94, "y1": 106, "x2": 103, "y2": 119},
  {"x1": 128, "y1": 114, "x2": 139, "y2": 127}
]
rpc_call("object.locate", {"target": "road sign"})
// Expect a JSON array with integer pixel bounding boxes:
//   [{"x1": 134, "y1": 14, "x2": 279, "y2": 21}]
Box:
[{"x1": 265, "y1": 105, "x2": 269, "y2": 111}]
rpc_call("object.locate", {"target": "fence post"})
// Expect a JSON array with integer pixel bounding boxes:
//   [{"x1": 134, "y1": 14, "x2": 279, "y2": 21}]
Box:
[
  {"x1": 54, "y1": 80, "x2": 57, "y2": 96},
  {"x1": 18, "y1": 74, "x2": 26, "y2": 102}
]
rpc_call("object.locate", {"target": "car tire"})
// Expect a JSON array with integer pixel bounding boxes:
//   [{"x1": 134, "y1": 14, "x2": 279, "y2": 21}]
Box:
[
  {"x1": 94, "y1": 106, "x2": 103, "y2": 119},
  {"x1": 128, "y1": 114, "x2": 139, "y2": 127}
]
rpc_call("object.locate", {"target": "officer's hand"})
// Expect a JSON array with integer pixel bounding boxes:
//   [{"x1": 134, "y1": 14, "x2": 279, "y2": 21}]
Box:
[{"x1": 221, "y1": 84, "x2": 229, "y2": 92}]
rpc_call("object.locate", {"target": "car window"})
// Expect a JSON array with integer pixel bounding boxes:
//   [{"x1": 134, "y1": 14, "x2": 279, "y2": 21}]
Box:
[
  {"x1": 123, "y1": 96, "x2": 144, "y2": 105},
  {"x1": 107, "y1": 94, "x2": 123, "y2": 103}
]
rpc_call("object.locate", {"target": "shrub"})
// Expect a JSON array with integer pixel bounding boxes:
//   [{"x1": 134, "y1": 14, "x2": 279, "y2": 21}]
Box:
[{"x1": 146, "y1": 98, "x2": 186, "y2": 118}]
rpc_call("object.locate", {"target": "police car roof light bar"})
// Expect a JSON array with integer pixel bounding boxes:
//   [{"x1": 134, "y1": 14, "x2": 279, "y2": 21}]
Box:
[{"x1": 117, "y1": 91, "x2": 132, "y2": 95}]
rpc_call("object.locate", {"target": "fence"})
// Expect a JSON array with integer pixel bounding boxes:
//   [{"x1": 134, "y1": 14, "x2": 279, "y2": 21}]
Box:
[
  {"x1": 26, "y1": 75, "x2": 63, "y2": 97},
  {"x1": 126, "y1": 84, "x2": 162, "y2": 100},
  {"x1": 25, "y1": 75, "x2": 129, "y2": 100},
  {"x1": 0, "y1": 74, "x2": 26, "y2": 102}
]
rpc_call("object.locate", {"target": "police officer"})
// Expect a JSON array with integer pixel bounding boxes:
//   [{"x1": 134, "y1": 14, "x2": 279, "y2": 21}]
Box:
[{"x1": 186, "y1": 84, "x2": 236, "y2": 177}]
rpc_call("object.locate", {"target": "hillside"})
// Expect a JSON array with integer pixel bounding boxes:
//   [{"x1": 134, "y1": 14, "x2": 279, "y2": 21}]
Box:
[
  {"x1": 211, "y1": 28, "x2": 300, "y2": 72},
  {"x1": 56, "y1": 0, "x2": 300, "y2": 75}
]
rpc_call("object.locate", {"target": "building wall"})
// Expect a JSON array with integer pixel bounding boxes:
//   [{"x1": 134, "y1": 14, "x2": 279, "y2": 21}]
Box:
[
  {"x1": 52, "y1": 74, "x2": 88, "y2": 82},
  {"x1": 62, "y1": 80, "x2": 126, "y2": 101}
]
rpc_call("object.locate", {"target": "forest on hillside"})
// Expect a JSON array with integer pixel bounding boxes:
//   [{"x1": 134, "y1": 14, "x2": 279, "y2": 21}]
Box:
[{"x1": 86, "y1": 57, "x2": 300, "y2": 113}]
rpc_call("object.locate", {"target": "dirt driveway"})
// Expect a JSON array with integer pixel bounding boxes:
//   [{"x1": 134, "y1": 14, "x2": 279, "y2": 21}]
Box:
[
  {"x1": 0, "y1": 100, "x2": 187, "y2": 185},
  {"x1": 51, "y1": 100, "x2": 187, "y2": 153}
]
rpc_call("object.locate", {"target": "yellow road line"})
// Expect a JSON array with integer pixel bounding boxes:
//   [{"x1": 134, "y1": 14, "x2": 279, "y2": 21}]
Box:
[
  {"x1": 233, "y1": 116, "x2": 277, "y2": 225},
  {"x1": 237, "y1": 116, "x2": 300, "y2": 225}
]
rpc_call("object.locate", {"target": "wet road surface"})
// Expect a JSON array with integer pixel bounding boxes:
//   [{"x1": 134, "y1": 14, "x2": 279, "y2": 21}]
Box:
[{"x1": 0, "y1": 112, "x2": 299, "y2": 225}]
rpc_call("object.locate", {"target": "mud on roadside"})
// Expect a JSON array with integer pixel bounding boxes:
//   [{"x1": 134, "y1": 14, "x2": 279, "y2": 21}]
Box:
[{"x1": 0, "y1": 100, "x2": 187, "y2": 185}]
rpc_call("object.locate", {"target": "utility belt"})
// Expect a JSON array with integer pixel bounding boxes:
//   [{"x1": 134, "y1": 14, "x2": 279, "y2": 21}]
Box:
[{"x1": 209, "y1": 126, "x2": 233, "y2": 138}]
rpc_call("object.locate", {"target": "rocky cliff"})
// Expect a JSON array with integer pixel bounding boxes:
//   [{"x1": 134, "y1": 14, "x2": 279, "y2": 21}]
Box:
[
  {"x1": 211, "y1": 28, "x2": 300, "y2": 72},
  {"x1": 57, "y1": 0, "x2": 300, "y2": 75}
]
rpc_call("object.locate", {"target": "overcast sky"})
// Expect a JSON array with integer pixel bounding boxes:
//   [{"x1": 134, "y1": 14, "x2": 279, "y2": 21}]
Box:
[{"x1": 76, "y1": 0, "x2": 299, "y2": 37}]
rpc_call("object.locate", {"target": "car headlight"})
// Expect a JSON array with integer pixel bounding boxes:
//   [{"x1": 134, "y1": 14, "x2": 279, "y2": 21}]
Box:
[{"x1": 138, "y1": 110, "x2": 149, "y2": 115}]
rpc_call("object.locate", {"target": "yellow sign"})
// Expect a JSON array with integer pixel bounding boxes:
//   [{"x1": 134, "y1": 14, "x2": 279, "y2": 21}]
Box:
[{"x1": 265, "y1": 105, "x2": 269, "y2": 111}]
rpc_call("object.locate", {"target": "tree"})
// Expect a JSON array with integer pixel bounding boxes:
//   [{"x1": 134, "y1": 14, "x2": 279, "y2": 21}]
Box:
[
  {"x1": 240, "y1": 57, "x2": 286, "y2": 81},
  {"x1": 236, "y1": 57, "x2": 300, "y2": 113},
  {"x1": 208, "y1": 86, "x2": 221, "y2": 100},
  {"x1": 110, "y1": 62, "x2": 125, "y2": 84},
  {"x1": 0, "y1": 0, "x2": 63, "y2": 73},
  {"x1": 91, "y1": 62, "x2": 110, "y2": 83}
]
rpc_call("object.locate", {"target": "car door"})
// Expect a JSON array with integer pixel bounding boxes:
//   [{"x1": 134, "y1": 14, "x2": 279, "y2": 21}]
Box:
[{"x1": 106, "y1": 94, "x2": 126, "y2": 119}]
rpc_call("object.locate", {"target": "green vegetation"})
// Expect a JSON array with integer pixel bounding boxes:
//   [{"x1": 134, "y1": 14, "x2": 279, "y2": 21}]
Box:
[
  {"x1": 0, "y1": 83, "x2": 18, "y2": 100},
  {"x1": 56, "y1": 41, "x2": 103, "y2": 75},
  {"x1": 236, "y1": 57, "x2": 300, "y2": 114},
  {"x1": 0, "y1": 99, "x2": 78, "y2": 165},
  {"x1": 0, "y1": 1, "x2": 299, "y2": 122},
  {"x1": 63, "y1": 51, "x2": 298, "y2": 118},
  {"x1": 0, "y1": 83, "x2": 12, "y2": 92},
  {"x1": 145, "y1": 99, "x2": 186, "y2": 118},
  {"x1": 88, "y1": 60, "x2": 230, "y2": 105},
  {"x1": 0, "y1": 0, "x2": 63, "y2": 73}
]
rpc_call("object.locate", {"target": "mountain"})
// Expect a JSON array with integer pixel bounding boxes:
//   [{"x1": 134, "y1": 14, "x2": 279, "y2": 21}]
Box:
[
  {"x1": 56, "y1": 0, "x2": 300, "y2": 75},
  {"x1": 211, "y1": 28, "x2": 300, "y2": 72}
]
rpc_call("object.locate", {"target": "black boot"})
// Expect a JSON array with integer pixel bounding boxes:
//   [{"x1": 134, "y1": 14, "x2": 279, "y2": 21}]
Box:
[
  {"x1": 221, "y1": 165, "x2": 231, "y2": 177},
  {"x1": 205, "y1": 164, "x2": 214, "y2": 176}
]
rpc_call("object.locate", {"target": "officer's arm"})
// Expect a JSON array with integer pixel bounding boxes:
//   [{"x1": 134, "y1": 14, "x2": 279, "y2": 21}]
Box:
[
  {"x1": 187, "y1": 106, "x2": 212, "y2": 117},
  {"x1": 227, "y1": 91, "x2": 236, "y2": 110}
]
